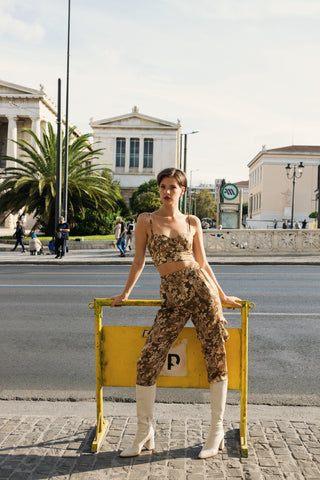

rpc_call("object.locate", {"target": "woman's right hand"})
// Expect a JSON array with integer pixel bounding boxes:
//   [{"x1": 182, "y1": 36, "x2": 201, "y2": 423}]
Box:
[{"x1": 110, "y1": 293, "x2": 127, "y2": 308}]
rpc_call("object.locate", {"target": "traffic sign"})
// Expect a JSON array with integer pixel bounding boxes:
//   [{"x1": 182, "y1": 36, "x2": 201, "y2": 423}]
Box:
[{"x1": 222, "y1": 183, "x2": 239, "y2": 200}]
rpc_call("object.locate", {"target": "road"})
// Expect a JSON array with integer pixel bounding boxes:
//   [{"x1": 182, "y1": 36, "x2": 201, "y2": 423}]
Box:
[{"x1": 0, "y1": 264, "x2": 319, "y2": 405}]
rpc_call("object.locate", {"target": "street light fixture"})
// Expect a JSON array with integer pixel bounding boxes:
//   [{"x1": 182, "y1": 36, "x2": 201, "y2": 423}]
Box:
[
  {"x1": 285, "y1": 161, "x2": 304, "y2": 228},
  {"x1": 181, "y1": 130, "x2": 199, "y2": 213}
]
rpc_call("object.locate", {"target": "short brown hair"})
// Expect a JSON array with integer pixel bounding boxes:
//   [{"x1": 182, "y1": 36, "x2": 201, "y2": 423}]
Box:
[{"x1": 157, "y1": 168, "x2": 187, "y2": 188}]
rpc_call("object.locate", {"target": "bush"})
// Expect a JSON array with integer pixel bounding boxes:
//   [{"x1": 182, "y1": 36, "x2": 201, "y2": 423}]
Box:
[
  {"x1": 309, "y1": 211, "x2": 318, "y2": 219},
  {"x1": 131, "y1": 179, "x2": 160, "y2": 214},
  {"x1": 72, "y1": 210, "x2": 120, "y2": 235}
]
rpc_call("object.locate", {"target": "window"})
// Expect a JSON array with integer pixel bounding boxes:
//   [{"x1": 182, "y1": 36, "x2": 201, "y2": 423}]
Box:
[
  {"x1": 143, "y1": 139, "x2": 153, "y2": 168},
  {"x1": 130, "y1": 138, "x2": 139, "y2": 167},
  {"x1": 116, "y1": 138, "x2": 125, "y2": 167}
]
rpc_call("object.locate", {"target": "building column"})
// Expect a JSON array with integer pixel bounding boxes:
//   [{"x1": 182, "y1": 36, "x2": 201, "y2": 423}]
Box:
[
  {"x1": 6, "y1": 116, "x2": 18, "y2": 167},
  {"x1": 138, "y1": 137, "x2": 144, "y2": 173},
  {"x1": 125, "y1": 137, "x2": 130, "y2": 173},
  {"x1": 31, "y1": 117, "x2": 41, "y2": 146}
]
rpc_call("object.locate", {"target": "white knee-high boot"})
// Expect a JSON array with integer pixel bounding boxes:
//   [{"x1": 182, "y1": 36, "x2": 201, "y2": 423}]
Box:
[
  {"x1": 198, "y1": 379, "x2": 228, "y2": 459},
  {"x1": 120, "y1": 384, "x2": 156, "y2": 457}
]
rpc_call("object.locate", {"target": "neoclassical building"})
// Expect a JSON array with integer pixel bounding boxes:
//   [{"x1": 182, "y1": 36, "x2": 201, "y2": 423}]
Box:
[
  {"x1": 90, "y1": 106, "x2": 181, "y2": 204},
  {"x1": 247, "y1": 145, "x2": 320, "y2": 228},
  {"x1": 0, "y1": 80, "x2": 61, "y2": 170},
  {"x1": 0, "y1": 79, "x2": 80, "y2": 228}
]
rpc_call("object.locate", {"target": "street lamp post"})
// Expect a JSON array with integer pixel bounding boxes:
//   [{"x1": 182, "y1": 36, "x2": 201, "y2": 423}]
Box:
[
  {"x1": 63, "y1": 0, "x2": 71, "y2": 222},
  {"x1": 181, "y1": 130, "x2": 199, "y2": 213},
  {"x1": 189, "y1": 169, "x2": 199, "y2": 214},
  {"x1": 317, "y1": 164, "x2": 320, "y2": 229},
  {"x1": 55, "y1": 78, "x2": 62, "y2": 231},
  {"x1": 285, "y1": 161, "x2": 304, "y2": 228},
  {"x1": 249, "y1": 193, "x2": 253, "y2": 219}
]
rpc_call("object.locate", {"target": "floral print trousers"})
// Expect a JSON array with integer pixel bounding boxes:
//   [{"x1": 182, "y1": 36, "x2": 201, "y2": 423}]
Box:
[{"x1": 136, "y1": 263, "x2": 229, "y2": 386}]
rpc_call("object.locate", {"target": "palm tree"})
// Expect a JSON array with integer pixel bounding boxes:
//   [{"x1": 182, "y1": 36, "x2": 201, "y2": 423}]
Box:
[{"x1": 0, "y1": 123, "x2": 120, "y2": 233}]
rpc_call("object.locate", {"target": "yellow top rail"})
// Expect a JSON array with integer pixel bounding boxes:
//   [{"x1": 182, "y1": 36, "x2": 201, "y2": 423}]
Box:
[{"x1": 89, "y1": 298, "x2": 255, "y2": 310}]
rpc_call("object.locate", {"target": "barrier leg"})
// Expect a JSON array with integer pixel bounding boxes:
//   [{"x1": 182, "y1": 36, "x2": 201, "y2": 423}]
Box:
[
  {"x1": 240, "y1": 302, "x2": 248, "y2": 457},
  {"x1": 91, "y1": 301, "x2": 109, "y2": 453}
]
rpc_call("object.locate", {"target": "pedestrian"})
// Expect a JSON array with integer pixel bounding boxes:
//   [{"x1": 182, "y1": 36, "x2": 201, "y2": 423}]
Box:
[
  {"x1": 126, "y1": 218, "x2": 135, "y2": 251},
  {"x1": 11, "y1": 220, "x2": 26, "y2": 253},
  {"x1": 115, "y1": 216, "x2": 127, "y2": 257},
  {"x1": 302, "y1": 219, "x2": 307, "y2": 229},
  {"x1": 55, "y1": 216, "x2": 70, "y2": 259},
  {"x1": 114, "y1": 218, "x2": 121, "y2": 246},
  {"x1": 294, "y1": 220, "x2": 301, "y2": 229},
  {"x1": 282, "y1": 220, "x2": 288, "y2": 229},
  {"x1": 202, "y1": 220, "x2": 209, "y2": 229},
  {"x1": 29, "y1": 233, "x2": 43, "y2": 255},
  {"x1": 111, "y1": 168, "x2": 241, "y2": 459},
  {"x1": 48, "y1": 236, "x2": 55, "y2": 254}
]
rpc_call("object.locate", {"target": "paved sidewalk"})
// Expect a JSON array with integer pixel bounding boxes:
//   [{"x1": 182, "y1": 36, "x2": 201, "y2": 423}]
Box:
[
  {"x1": 0, "y1": 401, "x2": 319, "y2": 480},
  {"x1": 1, "y1": 245, "x2": 320, "y2": 265}
]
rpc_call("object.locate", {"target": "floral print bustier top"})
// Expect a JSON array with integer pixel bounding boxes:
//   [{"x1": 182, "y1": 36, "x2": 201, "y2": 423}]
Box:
[{"x1": 148, "y1": 214, "x2": 194, "y2": 267}]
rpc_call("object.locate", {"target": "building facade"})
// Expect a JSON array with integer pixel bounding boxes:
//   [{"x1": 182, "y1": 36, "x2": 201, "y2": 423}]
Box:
[
  {"x1": 0, "y1": 80, "x2": 62, "y2": 171},
  {"x1": 0, "y1": 80, "x2": 79, "y2": 229},
  {"x1": 247, "y1": 145, "x2": 320, "y2": 228},
  {"x1": 90, "y1": 106, "x2": 181, "y2": 204}
]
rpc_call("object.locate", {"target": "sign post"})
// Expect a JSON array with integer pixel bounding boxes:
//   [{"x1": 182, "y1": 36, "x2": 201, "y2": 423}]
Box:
[{"x1": 220, "y1": 184, "x2": 240, "y2": 228}]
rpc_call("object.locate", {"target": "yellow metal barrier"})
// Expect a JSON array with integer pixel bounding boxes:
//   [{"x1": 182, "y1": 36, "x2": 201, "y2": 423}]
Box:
[{"x1": 88, "y1": 298, "x2": 254, "y2": 457}]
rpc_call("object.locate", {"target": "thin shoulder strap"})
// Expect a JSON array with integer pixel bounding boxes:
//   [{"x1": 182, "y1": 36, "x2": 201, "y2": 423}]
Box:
[
  {"x1": 149, "y1": 213, "x2": 153, "y2": 233},
  {"x1": 187, "y1": 214, "x2": 191, "y2": 232}
]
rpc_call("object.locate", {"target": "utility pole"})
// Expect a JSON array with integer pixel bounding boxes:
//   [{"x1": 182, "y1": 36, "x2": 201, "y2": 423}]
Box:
[
  {"x1": 317, "y1": 164, "x2": 320, "y2": 228},
  {"x1": 181, "y1": 130, "x2": 199, "y2": 214},
  {"x1": 55, "y1": 79, "x2": 62, "y2": 232},
  {"x1": 63, "y1": 0, "x2": 71, "y2": 221}
]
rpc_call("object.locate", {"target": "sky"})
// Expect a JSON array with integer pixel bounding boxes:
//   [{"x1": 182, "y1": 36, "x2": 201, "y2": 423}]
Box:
[{"x1": 1, "y1": 0, "x2": 320, "y2": 185}]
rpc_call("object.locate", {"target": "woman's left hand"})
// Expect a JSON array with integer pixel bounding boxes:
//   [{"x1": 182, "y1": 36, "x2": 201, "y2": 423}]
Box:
[{"x1": 221, "y1": 295, "x2": 242, "y2": 309}]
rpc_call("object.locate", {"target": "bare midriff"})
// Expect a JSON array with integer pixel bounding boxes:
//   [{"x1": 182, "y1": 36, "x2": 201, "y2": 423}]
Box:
[{"x1": 156, "y1": 260, "x2": 196, "y2": 277}]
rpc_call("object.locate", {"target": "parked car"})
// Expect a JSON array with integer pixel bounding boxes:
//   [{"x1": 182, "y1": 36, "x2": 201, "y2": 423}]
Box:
[{"x1": 201, "y1": 218, "x2": 216, "y2": 229}]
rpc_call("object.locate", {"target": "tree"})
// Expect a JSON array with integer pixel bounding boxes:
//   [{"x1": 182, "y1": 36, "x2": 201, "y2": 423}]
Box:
[
  {"x1": 219, "y1": 179, "x2": 226, "y2": 203},
  {"x1": 131, "y1": 179, "x2": 161, "y2": 214},
  {"x1": 134, "y1": 191, "x2": 162, "y2": 215},
  {"x1": 0, "y1": 124, "x2": 120, "y2": 233},
  {"x1": 72, "y1": 171, "x2": 129, "y2": 235},
  {"x1": 193, "y1": 189, "x2": 217, "y2": 220}
]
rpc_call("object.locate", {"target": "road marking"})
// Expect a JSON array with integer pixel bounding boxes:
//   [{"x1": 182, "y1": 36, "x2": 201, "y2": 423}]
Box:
[
  {"x1": 25, "y1": 272, "x2": 157, "y2": 275},
  {"x1": 225, "y1": 312, "x2": 320, "y2": 316},
  {"x1": 238, "y1": 287, "x2": 320, "y2": 290},
  {"x1": 0, "y1": 285, "x2": 140, "y2": 288}
]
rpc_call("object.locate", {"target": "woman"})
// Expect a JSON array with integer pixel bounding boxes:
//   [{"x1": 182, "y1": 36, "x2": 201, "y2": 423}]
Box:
[{"x1": 111, "y1": 168, "x2": 241, "y2": 459}]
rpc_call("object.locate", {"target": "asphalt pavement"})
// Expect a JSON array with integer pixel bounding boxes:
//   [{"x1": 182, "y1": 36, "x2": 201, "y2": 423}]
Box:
[{"x1": 1, "y1": 239, "x2": 319, "y2": 479}]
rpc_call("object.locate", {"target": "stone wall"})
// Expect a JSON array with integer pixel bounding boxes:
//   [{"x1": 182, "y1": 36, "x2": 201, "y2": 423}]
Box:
[{"x1": 203, "y1": 229, "x2": 320, "y2": 256}]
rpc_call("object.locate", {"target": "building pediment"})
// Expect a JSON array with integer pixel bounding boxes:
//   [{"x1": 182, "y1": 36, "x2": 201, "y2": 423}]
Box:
[
  {"x1": 0, "y1": 80, "x2": 43, "y2": 97},
  {"x1": 91, "y1": 106, "x2": 180, "y2": 130}
]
